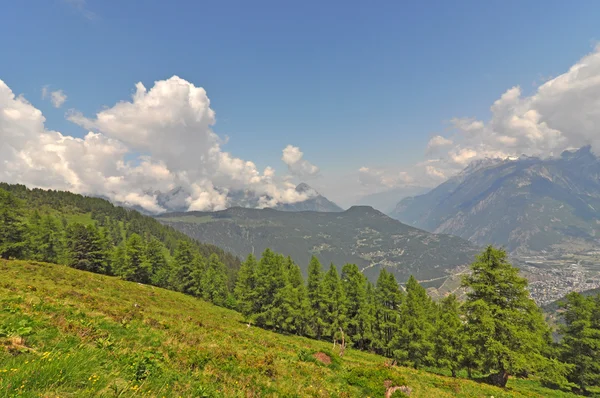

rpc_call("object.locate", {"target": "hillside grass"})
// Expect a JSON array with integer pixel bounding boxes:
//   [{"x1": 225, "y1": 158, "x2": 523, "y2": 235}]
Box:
[{"x1": 0, "y1": 260, "x2": 586, "y2": 397}]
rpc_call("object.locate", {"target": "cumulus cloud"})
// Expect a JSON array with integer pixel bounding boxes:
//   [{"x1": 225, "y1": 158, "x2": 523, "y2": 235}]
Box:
[
  {"x1": 281, "y1": 145, "x2": 320, "y2": 178},
  {"x1": 1, "y1": 77, "x2": 319, "y2": 212},
  {"x1": 358, "y1": 44, "x2": 600, "y2": 191},
  {"x1": 426, "y1": 135, "x2": 453, "y2": 153},
  {"x1": 41, "y1": 86, "x2": 67, "y2": 108}
]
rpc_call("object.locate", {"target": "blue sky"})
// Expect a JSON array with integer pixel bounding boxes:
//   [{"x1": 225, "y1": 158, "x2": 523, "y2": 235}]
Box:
[{"x1": 2, "y1": 0, "x2": 600, "y2": 209}]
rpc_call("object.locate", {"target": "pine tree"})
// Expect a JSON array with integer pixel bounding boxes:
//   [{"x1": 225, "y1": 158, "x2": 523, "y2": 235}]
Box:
[
  {"x1": 28, "y1": 213, "x2": 63, "y2": 263},
  {"x1": 173, "y1": 240, "x2": 202, "y2": 295},
  {"x1": 235, "y1": 254, "x2": 258, "y2": 319},
  {"x1": 307, "y1": 256, "x2": 327, "y2": 339},
  {"x1": 559, "y1": 292, "x2": 600, "y2": 392},
  {"x1": 145, "y1": 237, "x2": 170, "y2": 287},
  {"x1": 202, "y1": 253, "x2": 228, "y2": 306},
  {"x1": 253, "y1": 249, "x2": 287, "y2": 329},
  {"x1": 394, "y1": 275, "x2": 435, "y2": 369},
  {"x1": 120, "y1": 233, "x2": 152, "y2": 283},
  {"x1": 341, "y1": 263, "x2": 369, "y2": 349},
  {"x1": 64, "y1": 223, "x2": 107, "y2": 273},
  {"x1": 434, "y1": 294, "x2": 465, "y2": 377},
  {"x1": 0, "y1": 189, "x2": 26, "y2": 260},
  {"x1": 274, "y1": 257, "x2": 310, "y2": 335},
  {"x1": 373, "y1": 269, "x2": 403, "y2": 357},
  {"x1": 462, "y1": 245, "x2": 549, "y2": 387},
  {"x1": 321, "y1": 263, "x2": 346, "y2": 341}
]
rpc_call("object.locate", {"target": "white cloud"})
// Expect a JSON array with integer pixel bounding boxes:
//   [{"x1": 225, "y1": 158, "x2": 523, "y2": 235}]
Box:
[
  {"x1": 42, "y1": 86, "x2": 67, "y2": 108},
  {"x1": 358, "y1": 167, "x2": 414, "y2": 188},
  {"x1": 426, "y1": 135, "x2": 453, "y2": 153},
  {"x1": 281, "y1": 144, "x2": 320, "y2": 178},
  {"x1": 357, "y1": 44, "x2": 600, "y2": 192},
  {"x1": 1, "y1": 77, "x2": 319, "y2": 213}
]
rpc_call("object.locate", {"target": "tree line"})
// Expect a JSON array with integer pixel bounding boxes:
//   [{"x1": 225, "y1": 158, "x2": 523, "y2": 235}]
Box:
[
  {"x1": 2, "y1": 184, "x2": 599, "y2": 393},
  {"x1": 234, "y1": 246, "x2": 600, "y2": 392}
]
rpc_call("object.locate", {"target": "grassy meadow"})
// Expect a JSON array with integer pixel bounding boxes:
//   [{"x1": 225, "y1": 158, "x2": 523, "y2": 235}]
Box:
[{"x1": 0, "y1": 260, "x2": 591, "y2": 397}]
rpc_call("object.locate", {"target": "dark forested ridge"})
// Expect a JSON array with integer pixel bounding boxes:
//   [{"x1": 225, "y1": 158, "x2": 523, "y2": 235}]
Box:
[
  {"x1": 157, "y1": 206, "x2": 479, "y2": 286},
  {"x1": 0, "y1": 183, "x2": 240, "y2": 293}
]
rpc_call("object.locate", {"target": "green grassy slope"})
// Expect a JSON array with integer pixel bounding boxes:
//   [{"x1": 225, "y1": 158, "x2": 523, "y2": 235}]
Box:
[{"x1": 0, "y1": 260, "x2": 581, "y2": 397}]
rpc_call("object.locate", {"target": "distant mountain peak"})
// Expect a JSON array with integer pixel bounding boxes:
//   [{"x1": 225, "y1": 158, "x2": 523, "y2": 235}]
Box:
[{"x1": 295, "y1": 182, "x2": 318, "y2": 196}]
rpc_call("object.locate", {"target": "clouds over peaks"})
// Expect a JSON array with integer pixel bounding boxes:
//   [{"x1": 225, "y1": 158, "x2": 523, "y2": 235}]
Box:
[
  {"x1": 359, "y1": 44, "x2": 600, "y2": 191},
  {"x1": 0, "y1": 76, "x2": 319, "y2": 213}
]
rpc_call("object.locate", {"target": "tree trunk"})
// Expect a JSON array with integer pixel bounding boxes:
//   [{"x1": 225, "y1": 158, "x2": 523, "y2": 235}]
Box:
[
  {"x1": 451, "y1": 369, "x2": 457, "y2": 378},
  {"x1": 488, "y1": 370, "x2": 509, "y2": 388},
  {"x1": 467, "y1": 367, "x2": 472, "y2": 379}
]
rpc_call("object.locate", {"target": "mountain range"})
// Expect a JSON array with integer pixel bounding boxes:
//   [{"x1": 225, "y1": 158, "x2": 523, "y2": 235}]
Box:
[
  {"x1": 391, "y1": 146, "x2": 600, "y2": 256},
  {"x1": 147, "y1": 182, "x2": 342, "y2": 214},
  {"x1": 156, "y1": 206, "x2": 479, "y2": 287}
]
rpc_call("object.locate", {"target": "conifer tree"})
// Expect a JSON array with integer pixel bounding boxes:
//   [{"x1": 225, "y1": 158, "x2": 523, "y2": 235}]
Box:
[
  {"x1": 559, "y1": 292, "x2": 600, "y2": 392},
  {"x1": 253, "y1": 249, "x2": 286, "y2": 329},
  {"x1": 173, "y1": 240, "x2": 201, "y2": 295},
  {"x1": 307, "y1": 256, "x2": 327, "y2": 339},
  {"x1": 64, "y1": 223, "x2": 108, "y2": 273},
  {"x1": 462, "y1": 245, "x2": 549, "y2": 387},
  {"x1": 235, "y1": 254, "x2": 258, "y2": 319},
  {"x1": 395, "y1": 275, "x2": 435, "y2": 369},
  {"x1": 341, "y1": 263, "x2": 369, "y2": 349},
  {"x1": 145, "y1": 237, "x2": 170, "y2": 287},
  {"x1": 373, "y1": 269, "x2": 403, "y2": 357},
  {"x1": 202, "y1": 253, "x2": 229, "y2": 306},
  {"x1": 433, "y1": 294, "x2": 465, "y2": 377},
  {"x1": 28, "y1": 213, "x2": 63, "y2": 264},
  {"x1": 0, "y1": 189, "x2": 26, "y2": 260},
  {"x1": 322, "y1": 263, "x2": 346, "y2": 341},
  {"x1": 121, "y1": 233, "x2": 152, "y2": 283}
]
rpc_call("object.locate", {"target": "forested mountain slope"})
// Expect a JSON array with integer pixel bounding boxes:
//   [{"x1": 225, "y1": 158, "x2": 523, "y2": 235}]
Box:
[
  {"x1": 157, "y1": 206, "x2": 479, "y2": 286},
  {"x1": 0, "y1": 183, "x2": 241, "y2": 289}
]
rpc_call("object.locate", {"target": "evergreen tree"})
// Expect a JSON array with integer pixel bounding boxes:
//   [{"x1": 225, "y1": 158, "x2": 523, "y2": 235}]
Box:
[
  {"x1": 433, "y1": 294, "x2": 465, "y2": 377},
  {"x1": 235, "y1": 254, "x2": 258, "y2": 319},
  {"x1": 321, "y1": 263, "x2": 346, "y2": 341},
  {"x1": 145, "y1": 237, "x2": 170, "y2": 287},
  {"x1": 373, "y1": 269, "x2": 403, "y2": 357},
  {"x1": 202, "y1": 253, "x2": 228, "y2": 306},
  {"x1": 394, "y1": 275, "x2": 435, "y2": 369},
  {"x1": 462, "y1": 246, "x2": 549, "y2": 387},
  {"x1": 120, "y1": 233, "x2": 152, "y2": 283},
  {"x1": 28, "y1": 213, "x2": 63, "y2": 264},
  {"x1": 253, "y1": 249, "x2": 287, "y2": 329},
  {"x1": 559, "y1": 292, "x2": 600, "y2": 392},
  {"x1": 64, "y1": 223, "x2": 108, "y2": 273},
  {"x1": 307, "y1": 256, "x2": 327, "y2": 339},
  {"x1": 341, "y1": 263, "x2": 369, "y2": 349},
  {"x1": 0, "y1": 189, "x2": 26, "y2": 260},
  {"x1": 173, "y1": 240, "x2": 202, "y2": 295}
]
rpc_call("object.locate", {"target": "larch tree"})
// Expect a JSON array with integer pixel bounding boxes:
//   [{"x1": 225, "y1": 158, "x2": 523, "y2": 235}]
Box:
[
  {"x1": 462, "y1": 245, "x2": 550, "y2": 387},
  {"x1": 307, "y1": 256, "x2": 327, "y2": 339},
  {"x1": 235, "y1": 253, "x2": 258, "y2": 320},
  {"x1": 373, "y1": 269, "x2": 403, "y2": 357},
  {"x1": 433, "y1": 294, "x2": 465, "y2": 377},
  {"x1": 559, "y1": 292, "x2": 600, "y2": 392},
  {"x1": 322, "y1": 263, "x2": 346, "y2": 342},
  {"x1": 0, "y1": 189, "x2": 26, "y2": 260},
  {"x1": 395, "y1": 275, "x2": 436, "y2": 369},
  {"x1": 341, "y1": 263, "x2": 369, "y2": 349}
]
